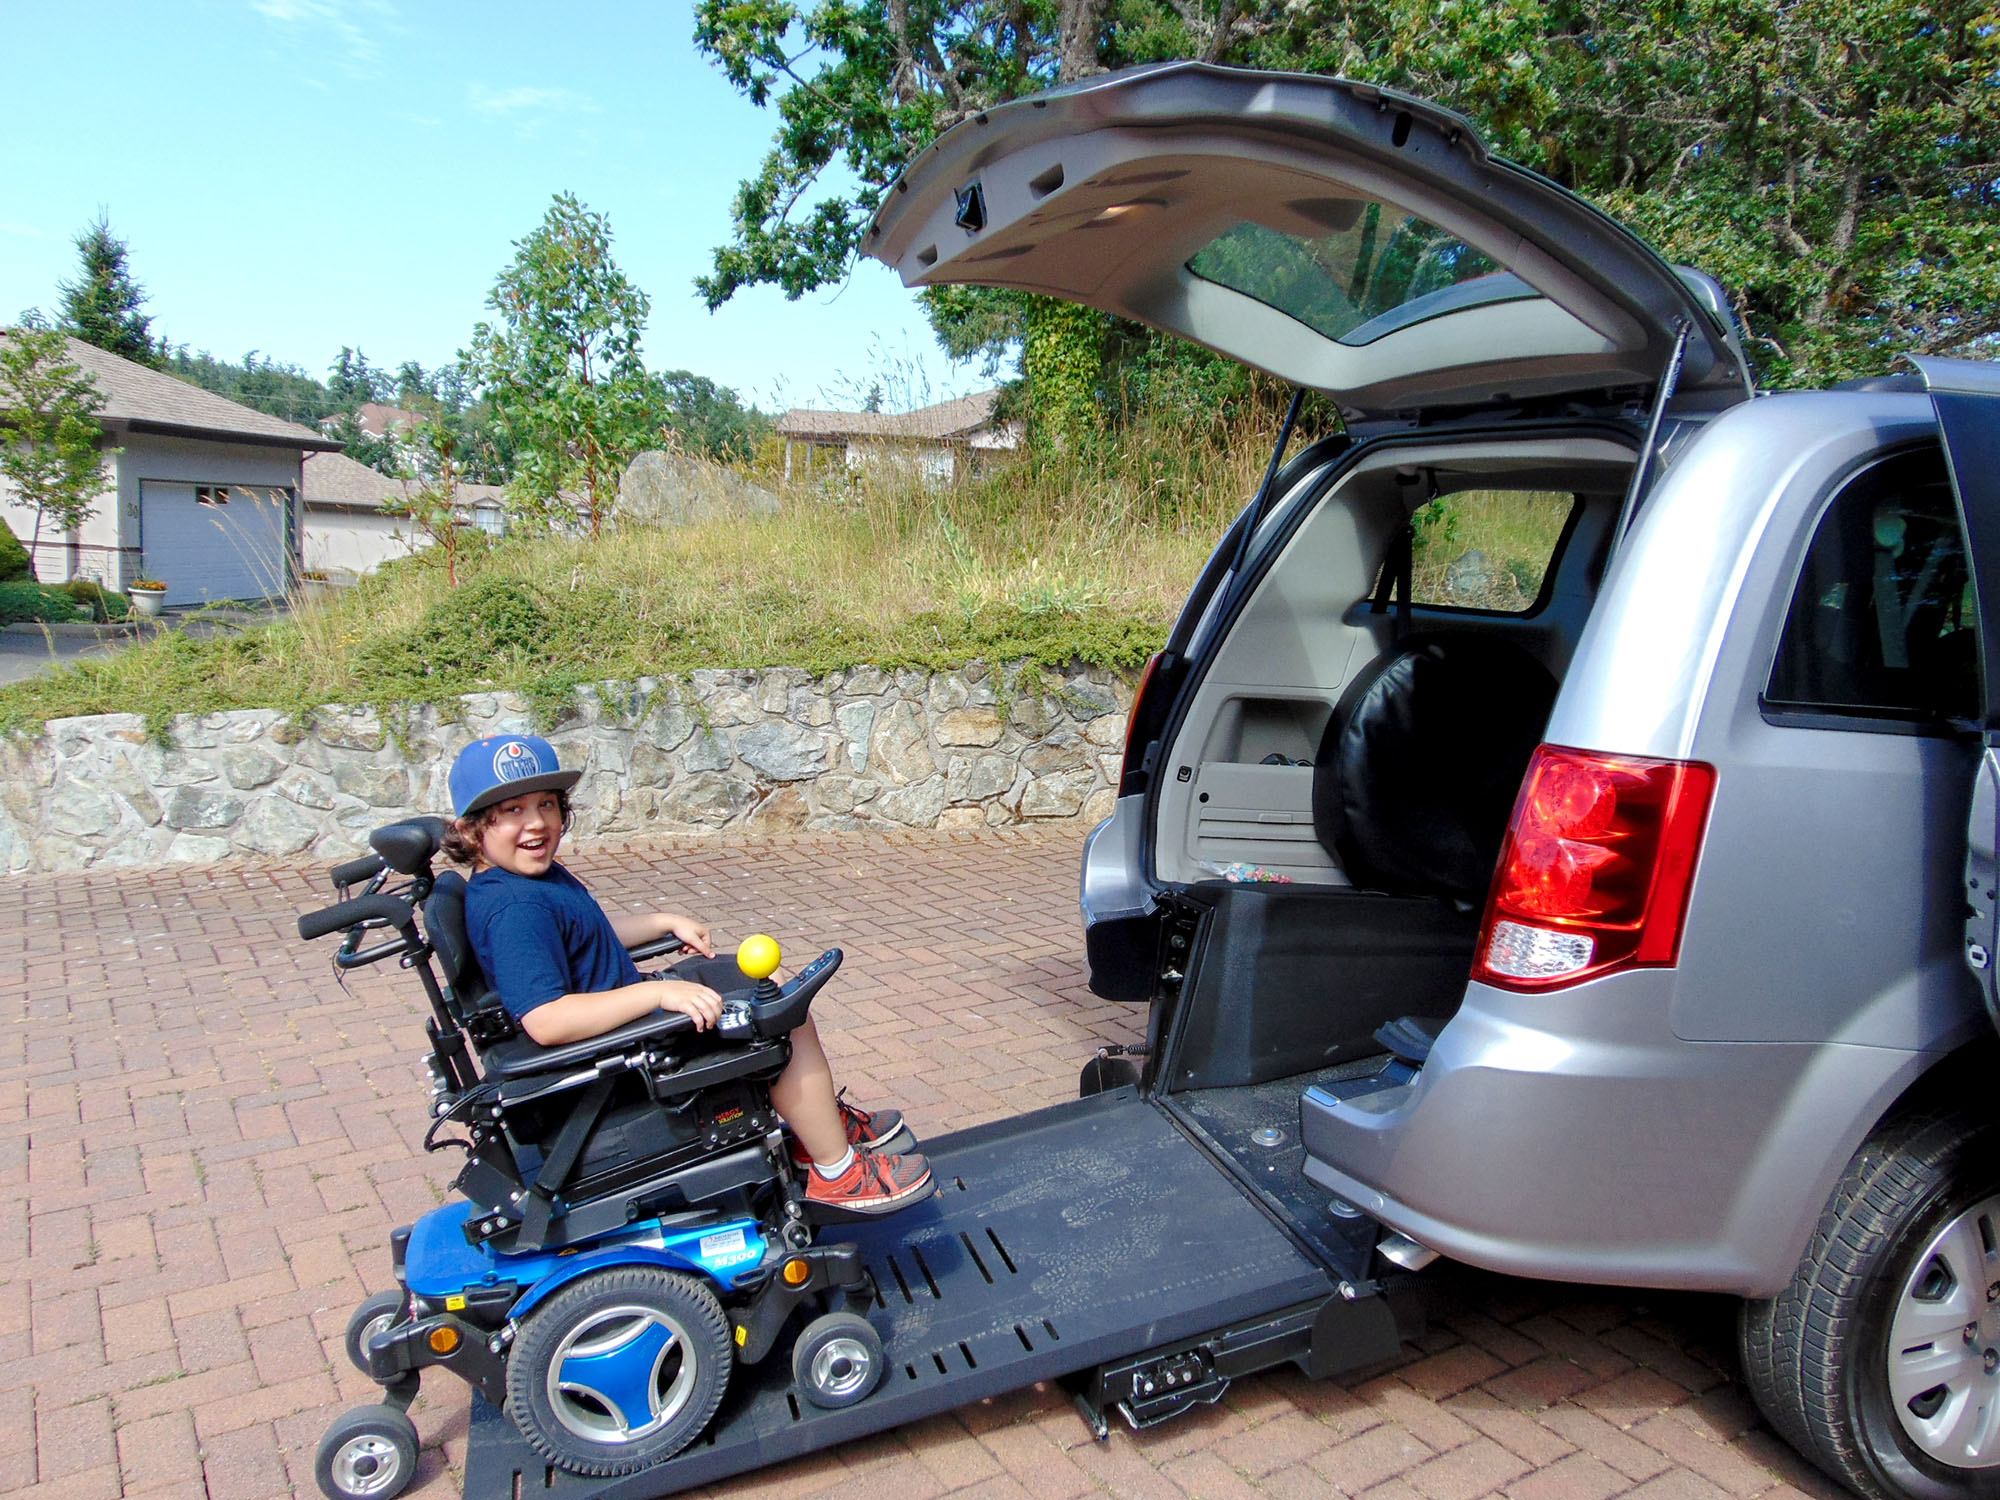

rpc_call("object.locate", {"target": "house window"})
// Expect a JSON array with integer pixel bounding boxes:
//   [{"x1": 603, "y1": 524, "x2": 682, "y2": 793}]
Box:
[{"x1": 196, "y1": 485, "x2": 230, "y2": 507}]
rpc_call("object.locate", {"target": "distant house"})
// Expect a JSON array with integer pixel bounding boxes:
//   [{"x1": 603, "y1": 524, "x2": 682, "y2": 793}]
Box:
[
  {"x1": 775, "y1": 390, "x2": 1019, "y2": 487},
  {"x1": 0, "y1": 333, "x2": 337, "y2": 605},
  {"x1": 302, "y1": 451, "x2": 508, "y2": 577}
]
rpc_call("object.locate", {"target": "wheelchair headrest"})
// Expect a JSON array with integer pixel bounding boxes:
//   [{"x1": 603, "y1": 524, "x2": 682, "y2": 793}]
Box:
[
  {"x1": 370, "y1": 816, "x2": 447, "y2": 877},
  {"x1": 1312, "y1": 636, "x2": 1557, "y2": 902}
]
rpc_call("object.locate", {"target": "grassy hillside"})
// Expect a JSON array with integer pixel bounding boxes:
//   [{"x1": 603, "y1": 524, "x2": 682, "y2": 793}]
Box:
[{"x1": 0, "y1": 418, "x2": 1274, "y2": 737}]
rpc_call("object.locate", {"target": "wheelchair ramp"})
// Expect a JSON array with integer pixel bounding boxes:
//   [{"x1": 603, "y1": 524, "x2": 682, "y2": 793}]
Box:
[{"x1": 463, "y1": 1087, "x2": 1334, "y2": 1497}]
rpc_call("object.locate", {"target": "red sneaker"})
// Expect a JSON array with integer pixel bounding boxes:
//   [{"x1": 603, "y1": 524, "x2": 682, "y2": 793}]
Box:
[
  {"x1": 787, "y1": 1092, "x2": 908, "y2": 1167},
  {"x1": 803, "y1": 1148, "x2": 934, "y2": 1215}
]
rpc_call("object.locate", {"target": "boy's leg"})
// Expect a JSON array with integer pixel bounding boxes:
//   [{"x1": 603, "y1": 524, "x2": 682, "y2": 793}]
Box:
[{"x1": 770, "y1": 1017, "x2": 846, "y2": 1166}]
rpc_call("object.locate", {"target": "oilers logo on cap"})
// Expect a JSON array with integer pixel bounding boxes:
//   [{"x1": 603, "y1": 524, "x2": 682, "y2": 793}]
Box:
[
  {"x1": 448, "y1": 732, "x2": 582, "y2": 817},
  {"x1": 493, "y1": 740, "x2": 542, "y2": 782}
]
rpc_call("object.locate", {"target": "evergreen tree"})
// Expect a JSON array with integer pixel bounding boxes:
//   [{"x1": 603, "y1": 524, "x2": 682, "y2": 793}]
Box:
[{"x1": 57, "y1": 214, "x2": 158, "y2": 366}]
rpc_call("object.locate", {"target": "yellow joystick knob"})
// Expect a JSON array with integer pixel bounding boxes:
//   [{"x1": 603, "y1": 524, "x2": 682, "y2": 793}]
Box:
[{"x1": 736, "y1": 933, "x2": 782, "y2": 981}]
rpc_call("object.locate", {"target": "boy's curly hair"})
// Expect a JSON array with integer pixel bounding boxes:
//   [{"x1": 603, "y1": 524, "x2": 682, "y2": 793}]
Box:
[{"x1": 443, "y1": 790, "x2": 574, "y2": 867}]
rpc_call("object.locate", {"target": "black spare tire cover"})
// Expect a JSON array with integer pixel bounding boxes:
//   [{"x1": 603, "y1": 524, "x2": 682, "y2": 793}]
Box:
[{"x1": 1311, "y1": 638, "x2": 1558, "y2": 901}]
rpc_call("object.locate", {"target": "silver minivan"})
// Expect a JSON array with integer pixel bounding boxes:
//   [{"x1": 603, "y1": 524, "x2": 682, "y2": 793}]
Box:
[{"x1": 869, "y1": 62, "x2": 2000, "y2": 1500}]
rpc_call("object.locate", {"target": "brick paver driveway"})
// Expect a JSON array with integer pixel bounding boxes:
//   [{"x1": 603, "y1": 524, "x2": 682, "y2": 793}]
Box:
[{"x1": 2, "y1": 828, "x2": 1845, "y2": 1500}]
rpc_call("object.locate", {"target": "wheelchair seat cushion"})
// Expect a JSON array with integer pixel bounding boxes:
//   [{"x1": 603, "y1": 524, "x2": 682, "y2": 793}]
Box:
[{"x1": 1311, "y1": 636, "x2": 1557, "y2": 902}]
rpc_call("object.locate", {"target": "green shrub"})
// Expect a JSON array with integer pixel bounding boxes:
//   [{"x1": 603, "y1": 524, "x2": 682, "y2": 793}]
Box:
[
  {"x1": 0, "y1": 582, "x2": 83, "y2": 625},
  {"x1": 0, "y1": 522, "x2": 31, "y2": 583},
  {"x1": 60, "y1": 580, "x2": 129, "y2": 621},
  {"x1": 351, "y1": 576, "x2": 551, "y2": 692}
]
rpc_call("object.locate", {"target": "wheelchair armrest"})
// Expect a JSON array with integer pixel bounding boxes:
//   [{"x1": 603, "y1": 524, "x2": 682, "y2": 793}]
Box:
[
  {"x1": 626, "y1": 934, "x2": 686, "y2": 965},
  {"x1": 481, "y1": 1008, "x2": 697, "y2": 1082}
]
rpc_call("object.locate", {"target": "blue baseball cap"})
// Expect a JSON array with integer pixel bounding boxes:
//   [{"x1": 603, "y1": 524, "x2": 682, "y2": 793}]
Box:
[{"x1": 448, "y1": 734, "x2": 583, "y2": 817}]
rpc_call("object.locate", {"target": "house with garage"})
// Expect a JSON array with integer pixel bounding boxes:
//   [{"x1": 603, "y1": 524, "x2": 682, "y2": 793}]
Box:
[
  {"x1": 0, "y1": 333, "x2": 338, "y2": 606},
  {"x1": 775, "y1": 390, "x2": 1018, "y2": 486},
  {"x1": 302, "y1": 450, "x2": 509, "y2": 576}
]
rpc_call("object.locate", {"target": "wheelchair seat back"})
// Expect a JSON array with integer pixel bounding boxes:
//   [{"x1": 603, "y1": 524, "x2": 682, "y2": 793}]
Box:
[{"x1": 424, "y1": 870, "x2": 518, "y2": 1046}]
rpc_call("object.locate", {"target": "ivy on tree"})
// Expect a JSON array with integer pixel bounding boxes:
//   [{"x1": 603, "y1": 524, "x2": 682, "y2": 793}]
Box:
[
  {"x1": 58, "y1": 214, "x2": 159, "y2": 367},
  {"x1": 0, "y1": 326, "x2": 112, "y2": 571},
  {"x1": 464, "y1": 194, "x2": 658, "y2": 535}
]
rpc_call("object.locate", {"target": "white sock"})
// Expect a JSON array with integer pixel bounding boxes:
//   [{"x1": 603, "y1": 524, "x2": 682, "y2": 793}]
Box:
[{"x1": 812, "y1": 1147, "x2": 855, "y2": 1180}]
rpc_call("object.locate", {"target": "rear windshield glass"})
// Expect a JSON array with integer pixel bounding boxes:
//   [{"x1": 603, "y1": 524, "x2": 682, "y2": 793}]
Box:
[
  {"x1": 1409, "y1": 490, "x2": 1577, "y2": 613},
  {"x1": 1186, "y1": 204, "x2": 1522, "y2": 344}
]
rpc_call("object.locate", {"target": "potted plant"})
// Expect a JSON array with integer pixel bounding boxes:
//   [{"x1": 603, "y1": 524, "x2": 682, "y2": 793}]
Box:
[
  {"x1": 297, "y1": 568, "x2": 334, "y2": 602},
  {"x1": 128, "y1": 578, "x2": 167, "y2": 619}
]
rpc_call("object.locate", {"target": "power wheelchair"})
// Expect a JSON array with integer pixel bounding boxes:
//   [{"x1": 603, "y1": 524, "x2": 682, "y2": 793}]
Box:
[{"x1": 298, "y1": 816, "x2": 917, "y2": 1499}]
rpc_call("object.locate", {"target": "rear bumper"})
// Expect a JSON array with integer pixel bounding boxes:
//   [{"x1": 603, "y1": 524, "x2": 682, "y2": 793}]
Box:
[
  {"x1": 1298, "y1": 975, "x2": 1940, "y2": 1295},
  {"x1": 1080, "y1": 799, "x2": 1160, "y2": 1001}
]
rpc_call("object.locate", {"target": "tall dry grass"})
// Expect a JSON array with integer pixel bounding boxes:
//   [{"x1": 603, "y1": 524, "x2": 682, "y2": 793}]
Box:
[{"x1": 0, "y1": 411, "x2": 1286, "y2": 737}]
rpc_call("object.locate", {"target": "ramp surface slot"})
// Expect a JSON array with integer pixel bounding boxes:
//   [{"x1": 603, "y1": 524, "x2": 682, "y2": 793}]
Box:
[
  {"x1": 953, "y1": 1176, "x2": 966, "y2": 1191},
  {"x1": 958, "y1": 1340, "x2": 977, "y2": 1370},
  {"x1": 1014, "y1": 1323, "x2": 1034, "y2": 1351},
  {"x1": 932, "y1": 1351, "x2": 948, "y2": 1375},
  {"x1": 1043, "y1": 1318, "x2": 1060, "y2": 1341},
  {"x1": 785, "y1": 1393, "x2": 800, "y2": 1422},
  {"x1": 961, "y1": 1232, "x2": 993, "y2": 1283},
  {"x1": 910, "y1": 1246, "x2": 942, "y2": 1299},
  {"x1": 887, "y1": 1257, "x2": 914, "y2": 1304},
  {"x1": 987, "y1": 1227, "x2": 1018, "y2": 1275},
  {"x1": 905, "y1": 1362, "x2": 918, "y2": 1381}
]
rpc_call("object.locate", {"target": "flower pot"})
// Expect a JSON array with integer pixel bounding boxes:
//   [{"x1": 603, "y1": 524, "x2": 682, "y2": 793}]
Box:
[{"x1": 129, "y1": 588, "x2": 166, "y2": 619}]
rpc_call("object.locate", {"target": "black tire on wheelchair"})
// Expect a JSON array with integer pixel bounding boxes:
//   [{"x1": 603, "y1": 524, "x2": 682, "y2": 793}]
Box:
[
  {"x1": 792, "y1": 1311, "x2": 885, "y2": 1410},
  {"x1": 505, "y1": 1267, "x2": 733, "y2": 1477},
  {"x1": 344, "y1": 1290, "x2": 408, "y2": 1377},
  {"x1": 314, "y1": 1404, "x2": 418, "y2": 1500}
]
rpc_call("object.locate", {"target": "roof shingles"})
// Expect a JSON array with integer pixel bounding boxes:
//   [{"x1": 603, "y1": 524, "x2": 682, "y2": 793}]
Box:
[{"x1": 1, "y1": 332, "x2": 336, "y2": 448}]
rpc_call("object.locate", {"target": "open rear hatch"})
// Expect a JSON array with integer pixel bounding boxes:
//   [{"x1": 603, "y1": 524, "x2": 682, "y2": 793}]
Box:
[
  {"x1": 465, "y1": 1089, "x2": 1403, "y2": 1496},
  {"x1": 866, "y1": 62, "x2": 1747, "y2": 417}
]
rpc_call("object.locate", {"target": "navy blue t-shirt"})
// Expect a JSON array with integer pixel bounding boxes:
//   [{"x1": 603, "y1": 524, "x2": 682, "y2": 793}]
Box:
[{"x1": 465, "y1": 863, "x2": 643, "y2": 1022}]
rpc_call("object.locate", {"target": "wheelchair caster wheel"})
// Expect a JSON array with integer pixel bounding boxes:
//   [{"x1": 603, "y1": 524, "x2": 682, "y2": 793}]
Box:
[
  {"x1": 792, "y1": 1311, "x2": 884, "y2": 1409},
  {"x1": 506, "y1": 1266, "x2": 732, "y2": 1476},
  {"x1": 315, "y1": 1404, "x2": 418, "y2": 1499},
  {"x1": 344, "y1": 1290, "x2": 407, "y2": 1376}
]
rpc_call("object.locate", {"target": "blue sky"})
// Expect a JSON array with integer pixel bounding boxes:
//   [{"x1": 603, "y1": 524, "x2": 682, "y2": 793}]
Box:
[{"x1": 0, "y1": 1, "x2": 995, "y2": 414}]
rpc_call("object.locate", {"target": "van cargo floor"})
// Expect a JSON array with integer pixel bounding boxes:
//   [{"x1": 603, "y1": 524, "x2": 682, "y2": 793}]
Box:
[
  {"x1": 463, "y1": 1087, "x2": 1333, "y2": 1498},
  {"x1": 1168, "y1": 1062, "x2": 1393, "y2": 1278}
]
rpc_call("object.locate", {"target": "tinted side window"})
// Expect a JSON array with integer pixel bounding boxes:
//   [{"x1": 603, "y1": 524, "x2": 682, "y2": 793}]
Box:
[
  {"x1": 1409, "y1": 489, "x2": 1577, "y2": 613},
  {"x1": 1765, "y1": 449, "x2": 1976, "y2": 724}
]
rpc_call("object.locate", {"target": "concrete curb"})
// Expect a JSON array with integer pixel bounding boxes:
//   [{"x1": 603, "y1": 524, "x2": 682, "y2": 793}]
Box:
[{"x1": 1, "y1": 619, "x2": 139, "y2": 639}]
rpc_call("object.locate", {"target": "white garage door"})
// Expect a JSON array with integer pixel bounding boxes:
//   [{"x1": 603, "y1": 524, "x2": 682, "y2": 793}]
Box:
[{"x1": 140, "y1": 483, "x2": 292, "y2": 605}]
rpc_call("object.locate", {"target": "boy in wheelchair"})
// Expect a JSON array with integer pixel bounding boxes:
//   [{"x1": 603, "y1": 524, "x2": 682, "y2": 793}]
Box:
[{"x1": 447, "y1": 733, "x2": 932, "y2": 1216}]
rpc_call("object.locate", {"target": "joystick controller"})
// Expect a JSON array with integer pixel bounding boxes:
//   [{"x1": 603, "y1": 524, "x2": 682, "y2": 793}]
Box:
[{"x1": 719, "y1": 934, "x2": 783, "y2": 1039}]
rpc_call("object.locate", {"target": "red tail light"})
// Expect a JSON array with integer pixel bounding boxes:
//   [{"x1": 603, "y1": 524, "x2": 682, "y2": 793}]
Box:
[
  {"x1": 1473, "y1": 745, "x2": 1716, "y2": 991},
  {"x1": 1118, "y1": 652, "x2": 1165, "y2": 789}
]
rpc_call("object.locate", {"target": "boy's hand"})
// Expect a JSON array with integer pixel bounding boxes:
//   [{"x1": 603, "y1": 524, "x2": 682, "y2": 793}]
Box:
[
  {"x1": 656, "y1": 980, "x2": 723, "y2": 1030},
  {"x1": 665, "y1": 915, "x2": 714, "y2": 958}
]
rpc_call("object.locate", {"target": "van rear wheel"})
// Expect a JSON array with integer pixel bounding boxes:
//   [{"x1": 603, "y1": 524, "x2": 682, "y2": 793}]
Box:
[{"x1": 1740, "y1": 1110, "x2": 2000, "y2": 1500}]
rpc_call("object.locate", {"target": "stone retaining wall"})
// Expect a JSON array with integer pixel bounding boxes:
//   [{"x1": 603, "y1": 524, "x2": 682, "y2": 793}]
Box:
[{"x1": 0, "y1": 662, "x2": 1135, "y2": 873}]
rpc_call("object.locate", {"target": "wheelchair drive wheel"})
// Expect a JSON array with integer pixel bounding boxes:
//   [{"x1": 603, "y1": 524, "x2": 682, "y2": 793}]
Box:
[
  {"x1": 315, "y1": 1404, "x2": 418, "y2": 1500},
  {"x1": 505, "y1": 1267, "x2": 733, "y2": 1477},
  {"x1": 343, "y1": 1290, "x2": 407, "y2": 1376},
  {"x1": 792, "y1": 1311, "x2": 885, "y2": 1409}
]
